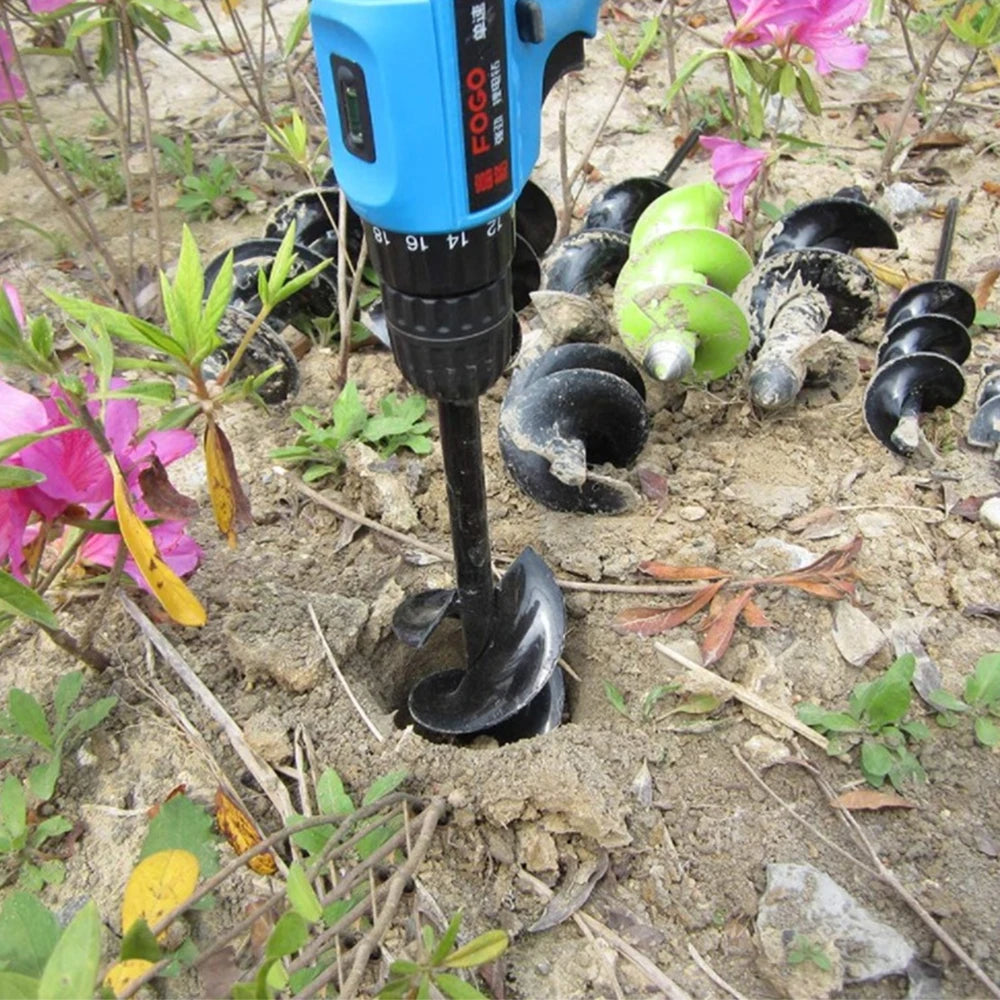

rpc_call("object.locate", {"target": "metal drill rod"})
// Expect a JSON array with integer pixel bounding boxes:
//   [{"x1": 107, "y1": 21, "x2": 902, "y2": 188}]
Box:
[
  {"x1": 934, "y1": 196, "x2": 960, "y2": 281},
  {"x1": 437, "y1": 399, "x2": 495, "y2": 665}
]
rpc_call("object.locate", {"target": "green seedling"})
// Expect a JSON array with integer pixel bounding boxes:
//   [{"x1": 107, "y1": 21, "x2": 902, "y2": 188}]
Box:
[
  {"x1": 272, "y1": 382, "x2": 433, "y2": 482},
  {"x1": 0, "y1": 895, "x2": 101, "y2": 1000},
  {"x1": 0, "y1": 670, "x2": 117, "y2": 801},
  {"x1": 0, "y1": 776, "x2": 73, "y2": 890},
  {"x1": 154, "y1": 132, "x2": 197, "y2": 180},
  {"x1": 786, "y1": 934, "x2": 833, "y2": 972},
  {"x1": 176, "y1": 155, "x2": 255, "y2": 220},
  {"x1": 264, "y1": 109, "x2": 327, "y2": 181},
  {"x1": 929, "y1": 652, "x2": 1000, "y2": 747},
  {"x1": 39, "y1": 135, "x2": 126, "y2": 204},
  {"x1": 603, "y1": 680, "x2": 715, "y2": 723},
  {"x1": 379, "y1": 910, "x2": 509, "y2": 1000},
  {"x1": 798, "y1": 653, "x2": 929, "y2": 790}
]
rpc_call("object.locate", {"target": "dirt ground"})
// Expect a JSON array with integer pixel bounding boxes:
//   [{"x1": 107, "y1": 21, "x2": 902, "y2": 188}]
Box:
[{"x1": 2, "y1": 1, "x2": 1000, "y2": 997}]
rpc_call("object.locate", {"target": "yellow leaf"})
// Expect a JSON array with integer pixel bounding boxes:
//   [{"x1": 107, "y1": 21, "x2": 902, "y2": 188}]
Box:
[
  {"x1": 215, "y1": 787, "x2": 278, "y2": 876},
  {"x1": 108, "y1": 457, "x2": 206, "y2": 627},
  {"x1": 204, "y1": 420, "x2": 251, "y2": 549},
  {"x1": 104, "y1": 958, "x2": 154, "y2": 996},
  {"x1": 853, "y1": 249, "x2": 910, "y2": 290},
  {"x1": 221, "y1": 0, "x2": 242, "y2": 13},
  {"x1": 121, "y1": 849, "x2": 199, "y2": 942}
]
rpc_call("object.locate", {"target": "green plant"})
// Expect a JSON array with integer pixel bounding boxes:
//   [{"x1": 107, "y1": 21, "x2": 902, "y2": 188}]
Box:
[
  {"x1": 929, "y1": 652, "x2": 1000, "y2": 747},
  {"x1": 175, "y1": 155, "x2": 255, "y2": 220},
  {"x1": 272, "y1": 382, "x2": 433, "y2": 482},
  {"x1": 0, "y1": 776, "x2": 73, "y2": 890},
  {"x1": 786, "y1": 934, "x2": 832, "y2": 972},
  {"x1": 379, "y1": 910, "x2": 509, "y2": 1000},
  {"x1": 0, "y1": 670, "x2": 117, "y2": 801},
  {"x1": 153, "y1": 132, "x2": 196, "y2": 180},
  {"x1": 39, "y1": 135, "x2": 126, "y2": 204},
  {"x1": 602, "y1": 680, "x2": 718, "y2": 724},
  {"x1": 0, "y1": 894, "x2": 101, "y2": 999},
  {"x1": 798, "y1": 654, "x2": 929, "y2": 790}
]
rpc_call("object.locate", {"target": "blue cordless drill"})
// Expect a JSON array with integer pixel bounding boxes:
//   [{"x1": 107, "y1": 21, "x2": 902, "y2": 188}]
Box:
[{"x1": 310, "y1": 0, "x2": 601, "y2": 738}]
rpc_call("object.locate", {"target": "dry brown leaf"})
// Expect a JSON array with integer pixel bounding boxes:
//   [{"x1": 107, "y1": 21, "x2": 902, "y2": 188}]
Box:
[
  {"x1": 742, "y1": 599, "x2": 772, "y2": 628},
  {"x1": 830, "y1": 788, "x2": 917, "y2": 811},
  {"x1": 639, "y1": 561, "x2": 729, "y2": 581},
  {"x1": 911, "y1": 131, "x2": 966, "y2": 150},
  {"x1": 139, "y1": 456, "x2": 199, "y2": 520},
  {"x1": 974, "y1": 268, "x2": 1000, "y2": 309},
  {"x1": 146, "y1": 783, "x2": 187, "y2": 820},
  {"x1": 215, "y1": 788, "x2": 277, "y2": 876},
  {"x1": 984, "y1": 180, "x2": 1000, "y2": 199},
  {"x1": 613, "y1": 580, "x2": 726, "y2": 637},
  {"x1": 701, "y1": 588, "x2": 756, "y2": 666},
  {"x1": 204, "y1": 420, "x2": 252, "y2": 548},
  {"x1": 637, "y1": 466, "x2": 669, "y2": 501}
]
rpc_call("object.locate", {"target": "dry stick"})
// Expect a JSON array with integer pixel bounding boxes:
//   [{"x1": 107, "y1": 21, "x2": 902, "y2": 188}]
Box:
[
  {"x1": 121, "y1": 13, "x2": 165, "y2": 275},
  {"x1": 557, "y1": 80, "x2": 573, "y2": 239},
  {"x1": 878, "y1": 13, "x2": 958, "y2": 178},
  {"x1": 0, "y1": 11, "x2": 130, "y2": 306},
  {"x1": 655, "y1": 642, "x2": 831, "y2": 752},
  {"x1": 311, "y1": 797, "x2": 449, "y2": 1000},
  {"x1": 915, "y1": 46, "x2": 981, "y2": 145},
  {"x1": 893, "y1": 0, "x2": 923, "y2": 76},
  {"x1": 575, "y1": 907, "x2": 628, "y2": 1000},
  {"x1": 140, "y1": 29, "x2": 249, "y2": 112},
  {"x1": 686, "y1": 942, "x2": 749, "y2": 1000},
  {"x1": 197, "y1": 0, "x2": 260, "y2": 115},
  {"x1": 518, "y1": 868, "x2": 694, "y2": 1000},
  {"x1": 119, "y1": 593, "x2": 296, "y2": 821},
  {"x1": 113, "y1": 1, "x2": 137, "y2": 288},
  {"x1": 734, "y1": 751, "x2": 1000, "y2": 1000},
  {"x1": 307, "y1": 602, "x2": 385, "y2": 741}
]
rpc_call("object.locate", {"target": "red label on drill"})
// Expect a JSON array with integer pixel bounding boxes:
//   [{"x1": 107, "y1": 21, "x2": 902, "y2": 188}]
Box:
[{"x1": 455, "y1": 0, "x2": 512, "y2": 213}]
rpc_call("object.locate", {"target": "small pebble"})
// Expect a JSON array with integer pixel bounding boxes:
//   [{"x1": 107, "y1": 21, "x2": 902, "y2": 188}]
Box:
[{"x1": 978, "y1": 497, "x2": 1000, "y2": 532}]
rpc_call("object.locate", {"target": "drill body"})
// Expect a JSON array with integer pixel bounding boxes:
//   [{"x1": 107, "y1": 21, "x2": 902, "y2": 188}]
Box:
[{"x1": 310, "y1": 0, "x2": 601, "y2": 400}]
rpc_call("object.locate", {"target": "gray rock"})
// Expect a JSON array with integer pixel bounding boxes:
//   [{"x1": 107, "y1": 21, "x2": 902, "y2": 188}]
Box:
[
  {"x1": 978, "y1": 496, "x2": 1000, "y2": 531},
  {"x1": 757, "y1": 862, "x2": 915, "y2": 999},
  {"x1": 729, "y1": 481, "x2": 811, "y2": 530},
  {"x1": 878, "y1": 182, "x2": 930, "y2": 219},
  {"x1": 765, "y1": 93, "x2": 803, "y2": 135},
  {"x1": 832, "y1": 602, "x2": 887, "y2": 667}
]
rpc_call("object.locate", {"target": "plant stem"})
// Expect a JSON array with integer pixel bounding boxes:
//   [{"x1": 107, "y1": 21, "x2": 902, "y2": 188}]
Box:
[
  {"x1": 893, "y1": 0, "x2": 923, "y2": 75},
  {"x1": 197, "y1": 0, "x2": 260, "y2": 115},
  {"x1": 916, "y1": 45, "x2": 980, "y2": 143},
  {"x1": 214, "y1": 304, "x2": 274, "y2": 388},
  {"x1": 878, "y1": 6, "x2": 963, "y2": 178}
]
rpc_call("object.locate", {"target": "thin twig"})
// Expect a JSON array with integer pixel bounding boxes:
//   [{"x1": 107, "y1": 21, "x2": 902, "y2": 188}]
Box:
[
  {"x1": 119, "y1": 593, "x2": 296, "y2": 820},
  {"x1": 307, "y1": 602, "x2": 384, "y2": 742},
  {"x1": 687, "y1": 942, "x2": 749, "y2": 1000},
  {"x1": 656, "y1": 642, "x2": 830, "y2": 751}
]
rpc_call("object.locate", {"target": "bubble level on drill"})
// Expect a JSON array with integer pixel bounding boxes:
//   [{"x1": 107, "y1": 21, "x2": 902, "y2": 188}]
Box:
[{"x1": 332, "y1": 54, "x2": 375, "y2": 163}]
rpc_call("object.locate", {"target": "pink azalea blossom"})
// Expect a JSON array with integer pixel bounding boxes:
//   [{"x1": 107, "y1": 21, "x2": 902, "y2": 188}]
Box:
[
  {"x1": 0, "y1": 377, "x2": 202, "y2": 587},
  {"x1": 2, "y1": 283, "x2": 25, "y2": 326},
  {"x1": 699, "y1": 136, "x2": 768, "y2": 223},
  {"x1": 725, "y1": 0, "x2": 868, "y2": 75},
  {"x1": 0, "y1": 29, "x2": 25, "y2": 105},
  {"x1": 29, "y1": 0, "x2": 76, "y2": 12}
]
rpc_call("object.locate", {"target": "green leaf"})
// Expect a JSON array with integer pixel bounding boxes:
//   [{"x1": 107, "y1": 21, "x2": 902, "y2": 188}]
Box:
[
  {"x1": 975, "y1": 309, "x2": 1000, "y2": 328},
  {"x1": 900, "y1": 720, "x2": 930, "y2": 741},
  {"x1": 434, "y1": 972, "x2": 488, "y2": 999},
  {"x1": 8, "y1": 690, "x2": 52, "y2": 751},
  {"x1": 443, "y1": 930, "x2": 509, "y2": 969},
  {"x1": 197, "y1": 251, "x2": 233, "y2": 364},
  {"x1": 975, "y1": 716, "x2": 1000, "y2": 747},
  {"x1": 0, "y1": 893, "x2": 60, "y2": 977},
  {"x1": 965, "y1": 653, "x2": 1000, "y2": 707},
  {"x1": 860, "y1": 741, "x2": 894, "y2": 779},
  {"x1": 37, "y1": 900, "x2": 101, "y2": 1000},
  {"x1": 927, "y1": 688, "x2": 968, "y2": 713},
  {"x1": 266, "y1": 911, "x2": 309, "y2": 959},
  {"x1": 119, "y1": 918, "x2": 163, "y2": 963},
  {"x1": 778, "y1": 62, "x2": 797, "y2": 97},
  {"x1": 139, "y1": 0, "x2": 200, "y2": 30},
  {"x1": 603, "y1": 680, "x2": 629, "y2": 718},
  {"x1": 431, "y1": 913, "x2": 464, "y2": 966},
  {"x1": 663, "y1": 49, "x2": 723, "y2": 109},
  {"x1": 726, "y1": 51, "x2": 754, "y2": 96},
  {"x1": 0, "y1": 428, "x2": 70, "y2": 464},
  {"x1": 0, "y1": 776, "x2": 27, "y2": 842},
  {"x1": 286, "y1": 863, "x2": 323, "y2": 923},
  {"x1": 64, "y1": 696, "x2": 117, "y2": 743},
  {"x1": 378, "y1": 977, "x2": 415, "y2": 999},
  {"x1": 316, "y1": 769, "x2": 354, "y2": 817},
  {"x1": 859, "y1": 654, "x2": 914, "y2": 730},
  {"x1": 283, "y1": 8, "x2": 310, "y2": 56},
  {"x1": 140, "y1": 794, "x2": 219, "y2": 877},
  {"x1": 0, "y1": 972, "x2": 39, "y2": 998},
  {"x1": 32, "y1": 815, "x2": 72, "y2": 846},
  {"x1": 101, "y1": 381, "x2": 176, "y2": 405},
  {"x1": 0, "y1": 467, "x2": 45, "y2": 488},
  {"x1": 0, "y1": 573, "x2": 59, "y2": 631},
  {"x1": 156, "y1": 403, "x2": 201, "y2": 430},
  {"x1": 795, "y1": 66, "x2": 822, "y2": 116},
  {"x1": 46, "y1": 291, "x2": 180, "y2": 359},
  {"x1": 288, "y1": 821, "x2": 333, "y2": 857},
  {"x1": 27, "y1": 760, "x2": 60, "y2": 803},
  {"x1": 331, "y1": 382, "x2": 368, "y2": 445},
  {"x1": 362, "y1": 769, "x2": 407, "y2": 806},
  {"x1": 52, "y1": 673, "x2": 83, "y2": 733},
  {"x1": 356, "y1": 814, "x2": 402, "y2": 860},
  {"x1": 270, "y1": 260, "x2": 331, "y2": 309}
]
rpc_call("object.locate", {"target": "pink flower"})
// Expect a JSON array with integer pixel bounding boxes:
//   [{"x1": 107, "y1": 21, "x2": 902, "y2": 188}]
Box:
[
  {"x1": 0, "y1": 29, "x2": 25, "y2": 105},
  {"x1": 699, "y1": 136, "x2": 768, "y2": 223},
  {"x1": 2, "y1": 283, "x2": 25, "y2": 326},
  {"x1": 0, "y1": 377, "x2": 202, "y2": 586},
  {"x1": 725, "y1": 0, "x2": 868, "y2": 75},
  {"x1": 29, "y1": 0, "x2": 75, "y2": 11}
]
